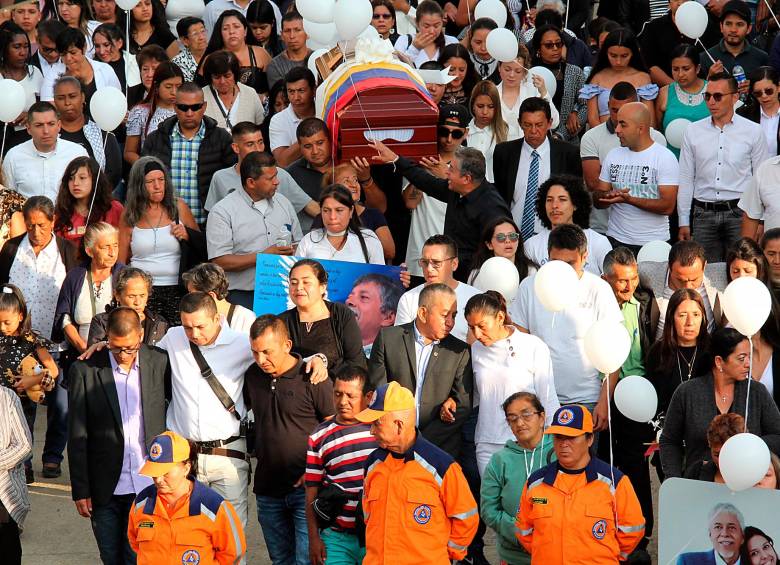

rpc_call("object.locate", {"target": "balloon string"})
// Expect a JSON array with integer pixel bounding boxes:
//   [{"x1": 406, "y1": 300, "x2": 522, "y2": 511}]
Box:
[
  {"x1": 125, "y1": 10, "x2": 130, "y2": 98},
  {"x1": 85, "y1": 132, "x2": 111, "y2": 226},
  {"x1": 551, "y1": 311, "x2": 556, "y2": 330},
  {"x1": 605, "y1": 372, "x2": 619, "y2": 530},
  {"x1": 695, "y1": 38, "x2": 718, "y2": 66},
  {"x1": 762, "y1": 0, "x2": 780, "y2": 34},
  {"x1": 1, "y1": 126, "x2": 6, "y2": 165},
  {"x1": 746, "y1": 334, "x2": 753, "y2": 433}
]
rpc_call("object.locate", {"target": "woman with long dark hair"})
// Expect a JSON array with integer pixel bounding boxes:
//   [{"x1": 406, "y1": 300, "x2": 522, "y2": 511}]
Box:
[
  {"x1": 0, "y1": 23, "x2": 42, "y2": 125},
  {"x1": 580, "y1": 28, "x2": 657, "y2": 128},
  {"x1": 121, "y1": 0, "x2": 175, "y2": 53},
  {"x1": 124, "y1": 61, "x2": 183, "y2": 164},
  {"x1": 738, "y1": 66, "x2": 780, "y2": 156},
  {"x1": 246, "y1": 0, "x2": 282, "y2": 57},
  {"x1": 199, "y1": 9, "x2": 271, "y2": 95},
  {"x1": 743, "y1": 526, "x2": 780, "y2": 565},
  {"x1": 438, "y1": 43, "x2": 479, "y2": 106},
  {"x1": 296, "y1": 184, "x2": 385, "y2": 264},
  {"x1": 370, "y1": 0, "x2": 399, "y2": 44},
  {"x1": 53, "y1": 0, "x2": 99, "y2": 57},
  {"x1": 466, "y1": 17, "x2": 499, "y2": 83},
  {"x1": 468, "y1": 216, "x2": 536, "y2": 286},
  {"x1": 92, "y1": 22, "x2": 141, "y2": 92},
  {"x1": 54, "y1": 156, "x2": 123, "y2": 246}
]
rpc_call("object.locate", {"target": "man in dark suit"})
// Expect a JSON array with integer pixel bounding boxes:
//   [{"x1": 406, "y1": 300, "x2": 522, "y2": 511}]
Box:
[
  {"x1": 492, "y1": 97, "x2": 582, "y2": 241},
  {"x1": 68, "y1": 307, "x2": 170, "y2": 565},
  {"x1": 367, "y1": 283, "x2": 472, "y2": 458}
]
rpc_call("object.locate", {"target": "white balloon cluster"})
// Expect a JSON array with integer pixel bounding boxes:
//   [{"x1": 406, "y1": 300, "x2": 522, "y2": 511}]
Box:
[
  {"x1": 299, "y1": 0, "x2": 374, "y2": 50},
  {"x1": 0, "y1": 79, "x2": 26, "y2": 123}
]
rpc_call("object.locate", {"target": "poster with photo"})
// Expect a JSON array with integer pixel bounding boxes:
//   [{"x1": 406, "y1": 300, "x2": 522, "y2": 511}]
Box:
[
  {"x1": 253, "y1": 254, "x2": 404, "y2": 355},
  {"x1": 659, "y1": 477, "x2": 780, "y2": 565}
]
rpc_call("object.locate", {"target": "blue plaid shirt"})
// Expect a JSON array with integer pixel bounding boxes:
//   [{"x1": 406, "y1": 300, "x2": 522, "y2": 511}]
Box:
[{"x1": 170, "y1": 122, "x2": 206, "y2": 224}]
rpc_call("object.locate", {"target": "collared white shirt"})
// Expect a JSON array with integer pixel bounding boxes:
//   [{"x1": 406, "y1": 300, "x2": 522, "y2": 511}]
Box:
[
  {"x1": 760, "y1": 107, "x2": 779, "y2": 156},
  {"x1": 202, "y1": 0, "x2": 281, "y2": 37},
  {"x1": 8, "y1": 235, "x2": 66, "y2": 340},
  {"x1": 206, "y1": 188, "x2": 302, "y2": 291},
  {"x1": 739, "y1": 155, "x2": 780, "y2": 231},
  {"x1": 412, "y1": 321, "x2": 438, "y2": 421},
  {"x1": 35, "y1": 52, "x2": 65, "y2": 89},
  {"x1": 395, "y1": 281, "x2": 482, "y2": 342},
  {"x1": 497, "y1": 80, "x2": 560, "y2": 140},
  {"x1": 678, "y1": 114, "x2": 769, "y2": 227},
  {"x1": 269, "y1": 104, "x2": 305, "y2": 152},
  {"x1": 715, "y1": 553, "x2": 740, "y2": 565},
  {"x1": 511, "y1": 137, "x2": 551, "y2": 234},
  {"x1": 467, "y1": 119, "x2": 498, "y2": 183},
  {"x1": 2, "y1": 138, "x2": 88, "y2": 201},
  {"x1": 158, "y1": 322, "x2": 254, "y2": 441},
  {"x1": 393, "y1": 33, "x2": 459, "y2": 68}
]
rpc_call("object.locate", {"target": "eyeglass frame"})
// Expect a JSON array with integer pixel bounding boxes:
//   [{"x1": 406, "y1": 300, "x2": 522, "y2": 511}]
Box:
[
  {"x1": 505, "y1": 411, "x2": 542, "y2": 424},
  {"x1": 417, "y1": 257, "x2": 457, "y2": 270},
  {"x1": 703, "y1": 91, "x2": 736, "y2": 102},
  {"x1": 494, "y1": 232, "x2": 520, "y2": 242},
  {"x1": 108, "y1": 342, "x2": 142, "y2": 355}
]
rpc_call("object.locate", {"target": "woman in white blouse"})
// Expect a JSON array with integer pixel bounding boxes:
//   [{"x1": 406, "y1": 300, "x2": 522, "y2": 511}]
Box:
[
  {"x1": 465, "y1": 291, "x2": 559, "y2": 476},
  {"x1": 296, "y1": 184, "x2": 385, "y2": 265},
  {"x1": 497, "y1": 43, "x2": 559, "y2": 140},
  {"x1": 202, "y1": 50, "x2": 264, "y2": 132},
  {"x1": 467, "y1": 80, "x2": 508, "y2": 184},
  {"x1": 393, "y1": 0, "x2": 457, "y2": 68},
  {"x1": 523, "y1": 175, "x2": 612, "y2": 275}
]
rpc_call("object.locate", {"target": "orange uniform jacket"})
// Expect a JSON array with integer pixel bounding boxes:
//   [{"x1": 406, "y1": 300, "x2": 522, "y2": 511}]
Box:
[
  {"x1": 362, "y1": 434, "x2": 479, "y2": 565},
  {"x1": 515, "y1": 457, "x2": 645, "y2": 564},
  {"x1": 128, "y1": 480, "x2": 246, "y2": 565}
]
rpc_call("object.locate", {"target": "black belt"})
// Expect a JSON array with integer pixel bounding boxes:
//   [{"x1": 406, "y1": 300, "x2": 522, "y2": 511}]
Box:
[
  {"x1": 197, "y1": 447, "x2": 250, "y2": 463},
  {"x1": 194, "y1": 435, "x2": 242, "y2": 450},
  {"x1": 693, "y1": 198, "x2": 739, "y2": 211}
]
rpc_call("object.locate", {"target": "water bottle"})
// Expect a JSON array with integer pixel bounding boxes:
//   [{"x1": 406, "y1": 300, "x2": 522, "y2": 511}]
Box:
[
  {"x1": 276, "y1": 224, "x2": 292, "y2": 247},
  {"x1": 733, "y1": 65, "x2": 746, "y2": 86}
]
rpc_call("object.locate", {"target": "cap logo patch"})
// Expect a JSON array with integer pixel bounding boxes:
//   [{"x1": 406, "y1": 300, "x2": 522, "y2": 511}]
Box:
[
  {"x1": 149, "y1": 441, "x2": 163, "y2": 461},
  {"x1": 592, "y1": 519, "x2": 607, "y2": 540},
  {"x1": 413, "y1": 504, "x2": 431, "y2": 525},
  {"x1": 557, "y1": 408, "x2": 575, "y2": 425}
]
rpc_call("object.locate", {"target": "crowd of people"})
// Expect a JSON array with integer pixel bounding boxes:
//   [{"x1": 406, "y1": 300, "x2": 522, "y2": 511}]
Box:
[{"x1": 1, "y1": 0, "x2": 780, "y2": 563}]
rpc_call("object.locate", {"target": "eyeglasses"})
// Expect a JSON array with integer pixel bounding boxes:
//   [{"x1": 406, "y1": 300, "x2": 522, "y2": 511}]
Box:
[
  {"x1": 437, "y1": 126, "x2": 465, "y2": 139},
  {"x1": 494, "y1": 231, "x2": 520, "y2": 242},
  {"x1": 703, "y1": 92, "x2": 735, "y2": 102},
  {"x1": 417, "y1": 257, "x2": 456, "y2": 270},
  {"x1": 372, "y1": 12, "x2": 392, "y2": 19},
  {"x1": 109, "y1": 343, "x2": 141, "y2": 355},
  {"x1": 753, "y1": 87, "x2": 776, "y2": 98},
  {"x1": 40, "y1": 45, "x2": 58, "y2": 55},
  {"x1": 175, "y1": 102, "x2": 205, "y2": 112},
  {"x1": 506, "y1": 411, "x2": 542, "y2": 424},
  {"x1": 541, "y1": 41, "x2": 563, "y2": 49}
]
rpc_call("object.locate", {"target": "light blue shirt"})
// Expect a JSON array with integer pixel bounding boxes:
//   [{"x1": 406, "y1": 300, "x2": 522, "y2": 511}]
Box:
[{"x1": 413, "y1": 322, "x2": 439, "y2": 421}]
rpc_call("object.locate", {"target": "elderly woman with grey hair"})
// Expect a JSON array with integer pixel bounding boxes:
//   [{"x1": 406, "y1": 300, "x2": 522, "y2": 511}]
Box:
[
  {"x1": 182, "y1": 262, "x2": 255, "y2": 333},
  {"x1": 118, "y1": 156, "x2": 203, "y2": 324},
  {"x1": 87, "y1": 266, "x2": 169, "y2": 346}
]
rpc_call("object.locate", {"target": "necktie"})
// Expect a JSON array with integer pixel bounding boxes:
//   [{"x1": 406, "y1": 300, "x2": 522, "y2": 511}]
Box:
[{"x1": 521, "y1": 150, "x2": 539, "y2": 240}]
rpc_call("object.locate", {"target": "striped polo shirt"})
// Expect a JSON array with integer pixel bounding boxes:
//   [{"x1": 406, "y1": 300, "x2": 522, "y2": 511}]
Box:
[{"x1": 305, "y1": 420, "x2": 378, "y2": 531}]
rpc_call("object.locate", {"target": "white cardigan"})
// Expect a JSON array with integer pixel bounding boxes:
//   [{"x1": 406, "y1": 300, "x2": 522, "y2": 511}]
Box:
[
  {"x1": 40, "y1": 57, "x2": 121, "y2": 101},
  {"x1": 203, "y1": 81, "x2": 265, "y2": 131}
]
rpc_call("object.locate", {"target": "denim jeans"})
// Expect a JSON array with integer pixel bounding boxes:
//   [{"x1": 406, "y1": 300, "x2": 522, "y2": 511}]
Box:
[
  {"x1": 320, "y1": 528, "x2": 365, "y2": 565},
  {"x1": 256, "y1": 487, "x2": 309, "y2": 565},
  {"x1": 43, "y1": 376, "x2": 68, "y2": 465},
  {"x1": 90, "y1": 494, "x2": 137, "y2": 565},
  {"x1": 691, "y1": 204, "x2": 742, "y2": 263}
]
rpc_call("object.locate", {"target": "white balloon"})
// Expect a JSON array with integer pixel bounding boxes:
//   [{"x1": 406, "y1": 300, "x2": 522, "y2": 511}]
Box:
[
  {"x1": 307, "y1": 48, "x2": 329, "y2": 80},
  {"x1": 664, "y1": 118, "x2": 691, "y2": 149},
  {"x1": 358, "y1": 24, "x2": 380, "y2": 40},
  {"x1": 675, "y1": 1, "x2": 708, "y2": 40},
  {"x1": 486, "y1": 28, "x2": 518, "y2": 62},
  {"x1": 0, "y1": 80, "x2": 26, "y2": 123},
  {"x1": 533, "y1": 260, "x2": 578, "y2": 312},
  {"x1": 116, "y1": 0, "x2": 140, "y2": 10},
  {"x1": 719, "y1": 433, "x2": 771, "y2": 492},
  {"x1": 297, "y1": 0, "x2": 335, "y2": 24},
  {"x1": 584, "y1": 321, "x2": 631, "y2": 374},
  {"x1": 722, "y1": 277, "x2": 772, "y2": 337},
  {"x1": 473, "y1": 257, "x2": 521, "y2": 302},
  {"x1": 474, "y1": 0, "x2": 507, "y2": 27},
  {"x1": 614, "y1": 376, "x2": 658, "y2": 423},
  {"x1": 637, "y1": 240, "x2": 672, "y2": 263},
  {"x1": 334, "y1": 0, "x2": 373, "y2": 41},
  {"x1": 303, "y1": 19, "x2": 339, "y2": 47},
  {"x1": 89, "y1": 87, "x2": 128, "y2": 132},
  {"x1": 529, "y1": 66, "x2": 557, "y2": 99}
]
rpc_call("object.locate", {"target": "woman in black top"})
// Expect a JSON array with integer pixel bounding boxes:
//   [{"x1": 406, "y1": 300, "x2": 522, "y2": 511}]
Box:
[
  {"x1": 278, "y1": 259, "x2": 367, "y2": 378},
  {"x1": 246, "y1": 0, "x2": 283, "y2": 57},
  {"x1": 121, "y1": 0, "x2": 175, "y2": 53}
]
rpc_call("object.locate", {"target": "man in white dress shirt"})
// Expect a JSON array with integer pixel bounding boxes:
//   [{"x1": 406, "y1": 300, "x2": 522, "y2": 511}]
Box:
[
  {"x1": 678, "y1": 72, "x2": 768, "y2": 262},
  {"x1": 156, "y1": 292, "x2": 254, "y2": 527},
  {"x1": 2, "y1": 101, "x2": 87, "y2": 201},
  {"x1": 395, "y1": 234, "x2": 481, "y2": 342}
]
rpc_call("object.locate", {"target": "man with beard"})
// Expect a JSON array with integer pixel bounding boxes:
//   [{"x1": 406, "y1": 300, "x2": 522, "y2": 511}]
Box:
[
  {"x1": 700, "y1": 0, "x2": 768, "y2": 82},
  {"x1": 345, "y1": 274, "x2": 404, "y2": 358},
  {"x1": 677, "y1": 503, "x2": 744, "y2": 565}
]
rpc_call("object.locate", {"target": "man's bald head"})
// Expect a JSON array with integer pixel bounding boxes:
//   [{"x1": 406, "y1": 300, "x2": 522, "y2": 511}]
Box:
[
  {"x1": 615, "y1": 101, "x2": 653, "y2": 150},
  {"x1": 371, "y1": 408, "x2": 417, "y2": 453}
]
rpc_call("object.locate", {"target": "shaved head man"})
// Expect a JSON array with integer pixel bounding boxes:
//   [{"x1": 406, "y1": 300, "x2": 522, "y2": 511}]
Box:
[{"x1": 595, "y1": 102, "x2": 680, "y2": 252}]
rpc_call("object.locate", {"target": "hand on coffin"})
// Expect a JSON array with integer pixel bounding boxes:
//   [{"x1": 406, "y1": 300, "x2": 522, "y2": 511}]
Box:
[{"x1": 368, "y1": 140, "x2": 399, "y2": 164}]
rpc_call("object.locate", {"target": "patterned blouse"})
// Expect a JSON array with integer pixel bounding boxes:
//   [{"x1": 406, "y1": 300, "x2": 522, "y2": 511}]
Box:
[
  {"x1": 172, "y1": 48, "x2": 198, "y2": 83},
  {"x1": 0, "y1": 333, "x2": 54, "y2": 395},
  {"x1": 126, "y1": 105, "x2": 176, "y2": 145}
]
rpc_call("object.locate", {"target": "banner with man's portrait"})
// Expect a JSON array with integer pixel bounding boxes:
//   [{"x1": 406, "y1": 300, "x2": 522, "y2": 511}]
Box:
[
  {"x1": 253, "y1": 254, "x2": 404, "y2": 355},
  {"x1": 659, "y1": 478, "x2": 780, "y2": 565}
]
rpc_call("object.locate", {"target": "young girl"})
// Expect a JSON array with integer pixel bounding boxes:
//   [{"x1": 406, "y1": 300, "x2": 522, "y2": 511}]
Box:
[
  {"x1": 439, "y1": 43, "x2": 479, "y2": 106},
  {"x1": 246, "y1": 0, "x2": 282, "y2": 57},
  {"x1": 393, "y1": 0, "x2": 457, "y2": 68},
  {"x1": 124, "y1": 61, "x2": 184, "y2": 163},
  {"x1": 0, "y1": 285, "x2": 58, "y2": 402},
  {"x1": 467, "y1": 17, "x2": 500, "y2": 83},
  {"x1": 468, "y1": 80, "x2": 508, "y2": 183},
  {"x1": 54, "y1": 156, "x2": 124, "y2": 247}
]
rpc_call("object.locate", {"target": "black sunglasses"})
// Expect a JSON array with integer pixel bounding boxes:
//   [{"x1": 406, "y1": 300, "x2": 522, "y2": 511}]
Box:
[
  {"x1": 175, "y1": 102, "x2": 205, "y2": 112},
  {"x1": 753, "y1": 87, "x2": 776, "y2": 98},
  {"x1": 372, "y1": 13, "x2": 392, "y2": 19},
  {"x1": 438, "y1": 126, "x2": 465, "y2": 139},
  {"x1": 703, "y1": 92, "x2": 735, "y2": 102}
]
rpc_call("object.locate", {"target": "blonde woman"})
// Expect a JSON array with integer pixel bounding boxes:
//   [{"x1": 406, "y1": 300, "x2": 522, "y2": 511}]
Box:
[{"x1": 468, "y1": 80, "x2": 508, "y2": 183}]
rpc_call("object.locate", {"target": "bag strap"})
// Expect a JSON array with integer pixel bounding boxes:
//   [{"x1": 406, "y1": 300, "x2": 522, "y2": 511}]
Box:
[
  {"x1": 227, "y1": 303, "x2": 237, "y2": 326},
  {"x1": 209, "y1": 84, "x2": 233, "y2": 130},
  {"x1": 189, "y1": 340, "x2": 241, "y2": 420}
]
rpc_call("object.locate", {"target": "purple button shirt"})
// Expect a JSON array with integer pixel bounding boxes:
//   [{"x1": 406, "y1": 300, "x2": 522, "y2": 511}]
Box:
[{"x1": 109, "y1": 354, "x2": 152, "y2": 495}]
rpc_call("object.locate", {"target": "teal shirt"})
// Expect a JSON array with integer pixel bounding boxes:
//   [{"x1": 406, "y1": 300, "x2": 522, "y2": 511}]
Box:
[
  {"x1": 620, "y1": 297, "x2": 645, "y2": 378},
  {"x1": 480, "y1": 435, "x2": 555, "y2": 564}
]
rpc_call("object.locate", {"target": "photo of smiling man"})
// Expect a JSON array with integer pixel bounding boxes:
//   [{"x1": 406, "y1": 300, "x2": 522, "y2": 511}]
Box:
[
  {"x1": 345, "y1": 274, "x2": 404, "y2": 357},
  {"x1": 677, "y1": 503, "x2": 745, "y2": 565}
]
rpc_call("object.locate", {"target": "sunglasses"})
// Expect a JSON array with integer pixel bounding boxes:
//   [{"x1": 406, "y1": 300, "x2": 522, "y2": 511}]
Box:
[
  {"x1": 372, "y1": 12, "x2": 392, "y2": 19},
  {"x1": 175, "y1": 102, "x2": 205, "y2": 112},
  {"x1": 703, "y1": 92, "x2": 735, "y2": 102},
  {"x1": 438, "y1": 126, "x2": 465, "y2": 139},
  {"x1": 541, "y1": 41, "x2": 563, "y2": 49},
  {"x1": 753, "y1": 87, "x2": 776, "y2": 98},
  {"x1": 494, "y1": 231, "x2": 520, "y2": 242}
]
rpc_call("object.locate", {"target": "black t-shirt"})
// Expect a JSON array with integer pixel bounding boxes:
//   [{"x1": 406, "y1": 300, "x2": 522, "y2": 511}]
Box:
[
  {"x1": 245, "y1": 356, "x2": 334, "y2": 496},
  {"x1": 131, "y1": 26, "x2": 176, "y2": 53},
  {"x1": 107, "y1": 58, "x2": 126, "y2": 90}
]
